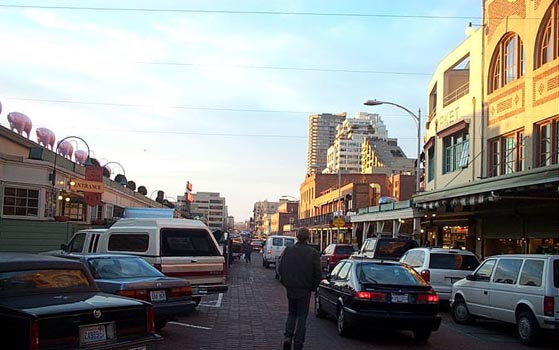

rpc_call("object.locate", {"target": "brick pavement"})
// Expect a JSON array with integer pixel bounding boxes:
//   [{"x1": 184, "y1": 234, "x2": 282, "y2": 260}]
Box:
[{"x1": 158, "y1": 252, "x2": 557, "y2": 350}]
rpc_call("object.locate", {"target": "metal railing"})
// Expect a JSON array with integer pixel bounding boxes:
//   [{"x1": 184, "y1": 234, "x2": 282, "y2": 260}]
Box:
[{"x1": 443, "y1": 81, "x2": 470, "y2": 106}]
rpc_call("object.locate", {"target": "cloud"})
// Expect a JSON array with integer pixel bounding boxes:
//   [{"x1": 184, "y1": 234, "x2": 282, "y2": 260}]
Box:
[{"x1": 23, "y1": 9, "x2": 78, "y2": 30}]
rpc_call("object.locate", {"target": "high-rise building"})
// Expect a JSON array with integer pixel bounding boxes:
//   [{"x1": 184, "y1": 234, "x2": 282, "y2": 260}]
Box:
[
  {"x1": 190, "y1": 192, "x2": 227, "y2": 231},
  {"x1": 322, "y1": 112, "x2": 388, "y2": 174},
  {"x1": 306, "y1": 113, "x2": 346, "y2": 175}
]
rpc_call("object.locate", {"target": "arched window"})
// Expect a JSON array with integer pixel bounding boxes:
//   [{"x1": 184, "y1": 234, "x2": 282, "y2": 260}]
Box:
[
  {"x1": 489, "y1": 33, "x2": 524, "y2": 93},
  {"x1": 535, "y1": 0, "x2": 559, "y2": 69}
]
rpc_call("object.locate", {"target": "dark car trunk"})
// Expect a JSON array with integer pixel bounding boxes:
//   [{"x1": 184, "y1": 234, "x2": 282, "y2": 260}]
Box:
[{"x1": 353, "y1": 284, "x2": 438, "y2": 315}]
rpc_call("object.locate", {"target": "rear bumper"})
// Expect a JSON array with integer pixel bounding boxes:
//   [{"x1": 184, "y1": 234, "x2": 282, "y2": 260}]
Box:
[
  {"x1": 87, "y1": 334, "x2": 163, "y2": 349},
  {"x1": 344, "y1": 307, "x2": 442, "y2": 331},
  {"x1": 192, "y1": 284, "x2": 228, "y2": 297},
  {"x1": 154, "y1": 300, "x2": 197, "y2": 320}
]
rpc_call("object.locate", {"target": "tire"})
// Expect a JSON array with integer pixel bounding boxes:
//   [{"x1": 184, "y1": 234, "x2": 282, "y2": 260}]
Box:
[
  {"x1": 517, "y1": 311, "x2": 540, "y2": 345},
  {"x1": 451, "y1": 298, "x2": 474, "y2": 324},
  {"x1": 192, "y1": 297, "x2": 201, "y2": 306},
  {"x1": 262, "y1": 258, "x2": 266, "y2": 267},
  {"x1": 337, "y1": 306, "x2": 351, "y2": 337},
  {"x1": 264, "y1": 260, "x2": 269, "y2": 268},
  {"x1": 155, "y1": 320, "x2": 167, "y2": 331},
  {"x1": 315, "y1": 293, "x2": 326, "y2": 318},
  {"x1": 413, "y1": 329, "x2": 431, "y2": 341}
]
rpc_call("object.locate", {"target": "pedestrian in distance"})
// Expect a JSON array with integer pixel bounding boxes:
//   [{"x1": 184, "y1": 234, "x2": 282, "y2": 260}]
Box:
[
  {"x1": 243, "y1": 240, "x2": 252, "y2": 263},
  {"x1": 277, "y1": 227, "x2": 322, "y2": 350}
]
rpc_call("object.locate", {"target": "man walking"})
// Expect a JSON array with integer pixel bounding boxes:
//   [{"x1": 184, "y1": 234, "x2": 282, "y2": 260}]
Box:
[{"x1": 277, "y1": 228, "x2": 322, "y2": 350}]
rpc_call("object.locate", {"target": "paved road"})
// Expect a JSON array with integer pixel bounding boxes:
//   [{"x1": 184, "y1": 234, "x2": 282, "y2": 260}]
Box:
[{"x1": 159, "y1": 252, "x2": 558, "y2": 350}]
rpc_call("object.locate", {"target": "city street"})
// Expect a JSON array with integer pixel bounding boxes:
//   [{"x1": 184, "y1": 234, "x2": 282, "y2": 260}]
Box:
[{"x1": 158, "y1": 252, "x2": 558, "y2": 350}]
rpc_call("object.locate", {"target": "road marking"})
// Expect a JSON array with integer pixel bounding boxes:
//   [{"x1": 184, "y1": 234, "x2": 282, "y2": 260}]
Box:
[
  {"x1": 168, "y1": 321, "x2": 212, "y2": 330},
  {"x1": 199, "y1": 293, "x2": 223, "y2": 308}
]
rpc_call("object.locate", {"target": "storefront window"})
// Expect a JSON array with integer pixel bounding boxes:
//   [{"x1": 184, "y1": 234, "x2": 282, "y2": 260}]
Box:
[
  {"x1": 484, "y1": 238, "x2": 523, "y2": 256},
  {"x1": 442, "y1": 226, "x2": 468, "y2": 249}
]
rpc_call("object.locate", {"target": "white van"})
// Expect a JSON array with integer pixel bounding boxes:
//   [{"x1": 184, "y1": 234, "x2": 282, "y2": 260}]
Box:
[
  {"x1": 450, "y1": 254, "x2": 559, "y2": 344},
  {"x1": 59, "y1": 218, "x2": 227, "y2": 304},
  {"x1": 262, "y1": 235, "x2": 296, "y2": 268}
]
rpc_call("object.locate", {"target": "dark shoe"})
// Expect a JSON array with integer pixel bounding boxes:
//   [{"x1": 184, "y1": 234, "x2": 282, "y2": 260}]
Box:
[
  {"x1": 282, "y1": 337, "x2": 292, "y2": 350},
  {"x1": 293, "y1": 342, "x2": 303, "y2": 350}
]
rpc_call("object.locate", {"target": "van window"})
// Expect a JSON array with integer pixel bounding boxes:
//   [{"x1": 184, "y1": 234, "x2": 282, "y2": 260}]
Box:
[
  {"x1": 429, "y1": 253, "x2": 480, "y2": 271},
  {"x1": 519, "y1": 259, "x2": 544, "y2": 287},
  {"x1": 376, "y1": 240, "x2": 418, "y2": 259},
  {"x1": 474, "y1": 259, "x2": 496, "y2": 282},
  {"x1": 285, "y1": 238, "x2": 295, "y2": 246},
  {"x1": 68, "y1": 233, "x2": 86, "y2": 252},
  {"x1": 493, "y1": 259, "x2": 522, "y2": 285},
  {"x1": 554, "y1": 260, "x2": 559, "y2": 288},
  {"x1": 108, "y1": 234, "x2": 149, "y2": 252},
  {"x1": 401, "y1": 250, "x2": 425, "y2": 267},
  {"x1": 272, "y1": 238, "x2": 283, "y2": 246},
  {"x1": 161, "y1": 228, "x2": 220, "y2": 256}
]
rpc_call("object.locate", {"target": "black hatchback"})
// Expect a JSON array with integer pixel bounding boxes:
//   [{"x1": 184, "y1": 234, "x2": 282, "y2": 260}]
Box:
[{"x1": 315, "y1": 259, "x2": 441, "y2": 340}]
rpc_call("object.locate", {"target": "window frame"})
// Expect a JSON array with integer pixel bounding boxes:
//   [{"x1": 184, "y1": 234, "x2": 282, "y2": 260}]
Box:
[
  {"x1": 536, "y1": 117, "x2": 559, "y2": 167},
  {"x1": 443, "y1": 130, "x2": 468, "y2": 174},
  {"x1": 488, "y1": 129, "x2": 525, "y2": 177},
  {"x1": 489, "y1": 33, "x2": 525, "y2": 93},
  {"x1": 535, "y1": 1, "x2": 559, "y2": 69},
  {"x1": 2, "y1": 186, "x2": 40, "y2": 217}
]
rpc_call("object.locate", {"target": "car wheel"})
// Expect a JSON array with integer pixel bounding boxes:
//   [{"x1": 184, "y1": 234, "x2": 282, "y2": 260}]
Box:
[
  {"x1": 155, "y1": 320, "x2": 167, "y2": 331},
  {"x1": 264, "y1": 260, "x2": 269, "y2": 268},
  {"x1": 517, "y1": 311, "x2": 540, "y2": 345},
  {"x1": 262, "y1": 259, "x2": 266, "y2": 267},
  {"x1": 337, "y1": 306, "x2": 351, "y2": 337},
  {"x1": 413, "y1": 329, "x2": 431, "y2": 341},
  {"x1": 451, "y1": 298, "x2": 474, "y2": 324},
  {"x1": 314, "y1": 293, "x2": 326, "y2": 318}
]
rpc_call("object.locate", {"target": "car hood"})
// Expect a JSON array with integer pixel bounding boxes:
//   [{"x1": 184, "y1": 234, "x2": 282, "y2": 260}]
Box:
[{"x1": 0, "y1": 292, "x2": 145, "y2": 317}]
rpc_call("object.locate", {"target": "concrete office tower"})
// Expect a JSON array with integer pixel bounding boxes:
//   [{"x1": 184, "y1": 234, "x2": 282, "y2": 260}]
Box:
[
  {"x1": 190, "y1": 192, "x2": 228, "y2": 231},
  {"x1": 323, "y1": 112, "x2": 388, "y2": 174},
  {"x1": 361, "y1": 137, "x2": 415, "y2": 175},
  {"x1": 307, "y1": 113, "x2": 346, "y2": 175}
]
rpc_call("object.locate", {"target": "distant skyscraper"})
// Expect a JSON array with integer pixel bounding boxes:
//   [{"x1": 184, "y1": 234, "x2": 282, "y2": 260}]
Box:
[{"x1": 306, "y1": 113, "x2": 346, "y2": 175}]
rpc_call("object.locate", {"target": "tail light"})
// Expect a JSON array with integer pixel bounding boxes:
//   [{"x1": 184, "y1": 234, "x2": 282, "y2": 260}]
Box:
[
  {"x1": 420, "y1": 269, "x2": 430, "y2": 282},
  {"x1": 146, "y1": 306, "x2": 156, "y2": 334},
  {"x1": 116, "y1": 289, "x2": 149, "y2": 301},
  {"x1": 153, "y1": 263, "x2": 162, "y2": 272},
  {"x1": 417, "y1": 293, "x2": 439, "y2": 304},
  {"x1": 29, "y1": 320, "x2": 39, "y2": 350},
  {"x1": 267, "y1": 249, "x2": 272, "y2": 254},
  {"x1": 355, "y1": 291, "x2": 386, "y2": 301},
  {"x1": 544, "y1": 296, "x2": 555, "y2": 317},
  {"x1": 170, "y1": 286, "x2": 192, "y2": 297}
]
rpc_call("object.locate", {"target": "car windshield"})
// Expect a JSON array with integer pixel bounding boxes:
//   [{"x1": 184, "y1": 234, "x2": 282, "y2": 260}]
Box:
[
  {"x1": 335, "y1": 246, "x2": 355, "y2": 255},
  {"x1": 88, "y1": 257, "x2": 164, "y2": 279},
  {"x1": 428, "y1": 253, "x2": 480, "y2": 270},
  {"x1": 0, "y1": 269, "x2": 91, "y2": 292},
  {"x1": 358, "y1": 263, "x2": 428, "y2": 286}
]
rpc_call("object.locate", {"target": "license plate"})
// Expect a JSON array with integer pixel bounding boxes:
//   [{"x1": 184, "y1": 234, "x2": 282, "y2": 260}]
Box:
[
  {"x1": 391, "y1": 293, "x2": 409, "y2": 303},
  {"x1": 80, "y1": 323, "x2": 114, "y2": 345},
  {"x1": 150, "y1": 290, "x2": 166, "y2": 302}
]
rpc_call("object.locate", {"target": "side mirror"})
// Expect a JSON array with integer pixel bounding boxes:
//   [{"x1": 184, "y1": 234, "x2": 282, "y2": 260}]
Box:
[
  {"x1": 60, "y1": 244, "x2": 68, "y2": 251},
  {"x1": 466, "y1": 274, "x2": 477, "y2": 281}
]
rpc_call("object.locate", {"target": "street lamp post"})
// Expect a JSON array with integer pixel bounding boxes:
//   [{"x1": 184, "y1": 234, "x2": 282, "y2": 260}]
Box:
[
  {"x1": 363, "y1": 99, "x2": 422, "y2": 193},
  {"x1": 101, "y1": 161, "x2": 128, "y2": 186},
  {"x1": 50, "y1": 136, "x2": 92, "y2": 217}
]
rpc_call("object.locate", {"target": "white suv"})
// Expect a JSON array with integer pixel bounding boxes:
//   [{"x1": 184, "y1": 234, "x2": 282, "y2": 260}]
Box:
[
  {"x1": 450, "y1": 254, "x2": 559, "y2": 344},
  {"x1": 400, "y1": 248, "x2": 480, "y2": 301}
]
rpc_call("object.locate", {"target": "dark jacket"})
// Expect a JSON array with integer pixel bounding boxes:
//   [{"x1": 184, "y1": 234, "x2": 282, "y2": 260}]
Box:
[{"x1": 278, "y1": 242, "x2": 322, "y2": 292}]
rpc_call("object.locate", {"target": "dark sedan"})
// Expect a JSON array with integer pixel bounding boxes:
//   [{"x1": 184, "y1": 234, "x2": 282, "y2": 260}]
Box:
[
  {"x1": 315, "y1": 259, "x2": 441, "y2": 340},
  {"x1": 62, "y1": 254, "x2": 197, "y2": 330},
  {"x1": 0, "y1": 253, "x2": 162, "y2": 349}
]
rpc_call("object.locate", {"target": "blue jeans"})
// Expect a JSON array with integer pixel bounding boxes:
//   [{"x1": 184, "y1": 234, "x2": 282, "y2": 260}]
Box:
[{"x1": 284, "y1": 289, "x2": 311, "y2": 348}]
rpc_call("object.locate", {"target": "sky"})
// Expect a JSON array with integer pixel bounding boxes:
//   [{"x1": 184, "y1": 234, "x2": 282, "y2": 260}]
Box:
[{"x1": 0, "y1": 0, "x2": 482, "y2": 221}]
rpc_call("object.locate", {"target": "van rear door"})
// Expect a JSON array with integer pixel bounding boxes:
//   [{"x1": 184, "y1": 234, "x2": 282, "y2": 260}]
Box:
[{"x1": 159, "y1": 227, "x2": 227, "y2": 296}]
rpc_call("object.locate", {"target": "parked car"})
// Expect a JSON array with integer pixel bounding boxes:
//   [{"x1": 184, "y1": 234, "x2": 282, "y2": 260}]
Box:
[
  {"x1": 320, "y1": 244, "x2": 357, "y2": 272},
  {"x1": 56, "y1": 218, "x2": 228, "y2": 305},
  {"x1": 315, "y1": 259, "x2": 441, "y2": 340},
  {"x1": 400, "y1": 248, "x2": 480, "y2": 301},
  {"x1": 262, "y1": 235, "x2": 296, "y2": 268},
  {"x1": 0, "y1": 253, "x2": 162, "y2": 349},
  {"x1": 59, "y1": 253, "x2": 197, "y2": 330},
  {"x1": 351, "y1": 236, "x2": 419, "y2": 260},
  {"x1": 450, "y1": 254, "x2": 559, "y2": 344},
  {"x1": 250, "y1": 239, "x2": 264, "y2": 251}
]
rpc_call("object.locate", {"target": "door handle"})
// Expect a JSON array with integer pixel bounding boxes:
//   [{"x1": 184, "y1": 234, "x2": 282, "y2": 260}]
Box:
[{"x1": 191, "y1": 259, "x2": 198, "y2": 263}]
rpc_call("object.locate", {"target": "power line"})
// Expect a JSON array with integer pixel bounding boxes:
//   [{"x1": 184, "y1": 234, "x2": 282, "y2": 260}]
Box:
[
  {"x1": 140, "y1": 61, "x2": 431, "y2": 76},
  {"x1": 0, "y1": 4, "x2": 483, "y2": 20}
]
